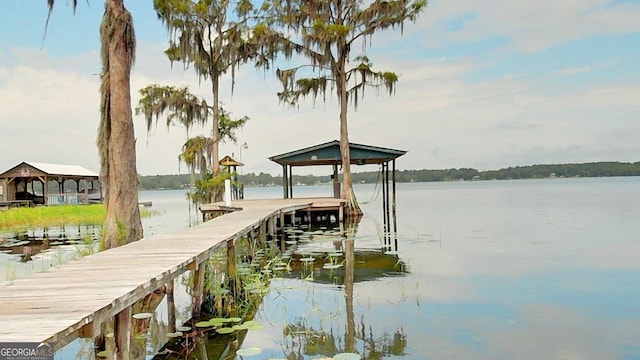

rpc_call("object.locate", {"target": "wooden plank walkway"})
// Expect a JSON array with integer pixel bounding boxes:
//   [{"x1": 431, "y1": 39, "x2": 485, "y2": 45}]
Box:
[{"x1": 0, "y1": 198, "x2": 344, "y2": 347}]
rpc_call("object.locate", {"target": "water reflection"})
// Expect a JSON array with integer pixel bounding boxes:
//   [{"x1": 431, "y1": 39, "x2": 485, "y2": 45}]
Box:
[
  {"x1": 51, "y1": 180, "x2": 640, "y2": 359},
  {"x1": 279, "y1": 237, "x2": 408, "y2": 360},
  {"x1": 0, "y1": 225, "x2": 101, "y2": 282},
  {"x1": 141, "y1": 213, "x2": 407, "y2": 360}
]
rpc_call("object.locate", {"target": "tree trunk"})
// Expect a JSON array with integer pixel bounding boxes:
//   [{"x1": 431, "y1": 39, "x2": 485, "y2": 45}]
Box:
[
  {"x1": 337, "y1": 47, "x2": 363, "y2": 218},
  {"x1": 100, "y1": 0, "x2": 143, "y2": 250},
  {"x1": 210, "y1": 75, "x2": 224, "y2": 203}
]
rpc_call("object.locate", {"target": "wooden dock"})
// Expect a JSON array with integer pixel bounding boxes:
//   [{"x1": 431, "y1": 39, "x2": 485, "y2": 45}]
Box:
[{"x1": 0, "y1": 197, "x2": 344, "y2": 351}]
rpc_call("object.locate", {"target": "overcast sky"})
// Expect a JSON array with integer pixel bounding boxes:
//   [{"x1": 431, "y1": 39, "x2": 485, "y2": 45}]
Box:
[{"x1": 1, "y1": 1, "x2": 639, "y2": 176}]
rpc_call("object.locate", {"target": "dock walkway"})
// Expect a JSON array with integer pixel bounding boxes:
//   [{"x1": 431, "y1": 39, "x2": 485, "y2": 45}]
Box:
[{"x1": 0, "y1": 197, "x2": 343, "y2": 348}]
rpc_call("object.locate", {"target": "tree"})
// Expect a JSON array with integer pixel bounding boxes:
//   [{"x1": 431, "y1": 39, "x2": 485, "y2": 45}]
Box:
[
  {"x1": 136, "y1": 85, "x2": 248, "y2": 203},
  {"x1": 153, "y1": 0, "x2": 262, "y2": 201},
  {"x1": 47, "y1": 0, "x2": 143, "y2": 249},
  {"x1": 265, "y1": 0, "x2": 426, "y2": 217},
  {"x1": 137, "y1": 85, "x2": 210, "y2": 139}
]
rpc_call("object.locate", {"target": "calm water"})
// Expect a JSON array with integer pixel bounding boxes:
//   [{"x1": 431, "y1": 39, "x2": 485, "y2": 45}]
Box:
[{"x1": 17, "y1": 177, "x2": 640, "y2": 359}]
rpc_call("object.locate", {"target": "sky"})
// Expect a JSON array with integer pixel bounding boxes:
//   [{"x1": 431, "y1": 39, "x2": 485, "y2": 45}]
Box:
[{"x1": 0, "y1": 1, "x2": 639, "y2": 176}]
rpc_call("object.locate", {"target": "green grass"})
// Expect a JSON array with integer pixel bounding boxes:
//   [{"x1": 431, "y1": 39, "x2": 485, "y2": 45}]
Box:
[{"x1": 0, "y1": 205, "x2": 106, "y2": 230}]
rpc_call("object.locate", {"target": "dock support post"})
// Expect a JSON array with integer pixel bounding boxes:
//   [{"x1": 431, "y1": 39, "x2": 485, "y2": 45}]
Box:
[
  {"x1": 167, "y1": 280, "x2": 176, "y2": 333},
  {"x1": 227, "y1": 240, "x2": 237, "y2": 297},
  {"x1": 192, "y1": 262, "x2": 206, "y2": 318},
  {"x1": 115, "y1": 306, "x2": 132, "y2": 360},
  {"x1": 392, "y1": 159, "x2": 398, "y2": 251},
  {"x1": 268, "y1": 216, "x2": 276, "y2": 237},
  {"x1": 102, "y1": 317, "x2": 116, "y2": 360},
  {"x1": 279, "y1": 211, "x2": 285, "y2": 233},
  {"x1": 259, "y1": 221, "x2": 267, "y2": 247}
]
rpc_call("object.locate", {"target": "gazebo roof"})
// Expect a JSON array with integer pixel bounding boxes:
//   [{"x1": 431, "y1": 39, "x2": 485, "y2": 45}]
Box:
[
  {"x1": 219, "y1": 155, "x2": 244, "y2": 167},
  {"x1": 269, "y1": 140, "x2": 406, "y2": 167},
  {"x1": 0, "y1": 161, "x2": 99, "y2": 178}
]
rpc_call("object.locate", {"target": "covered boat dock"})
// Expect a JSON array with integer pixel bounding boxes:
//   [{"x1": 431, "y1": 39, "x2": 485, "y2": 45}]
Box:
[{"x1": 0, "y1": 161, "x2": 101, "y2": 207}]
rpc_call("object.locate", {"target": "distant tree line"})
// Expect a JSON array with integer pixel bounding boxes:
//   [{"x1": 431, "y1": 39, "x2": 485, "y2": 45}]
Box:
[{"x1": 138, "y1": 161, "x2": 640, "y2": 190}]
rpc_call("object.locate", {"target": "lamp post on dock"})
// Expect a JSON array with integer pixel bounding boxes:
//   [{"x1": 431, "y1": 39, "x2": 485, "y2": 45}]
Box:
[{"x1": 239, "y1": 142, "x2": 248, "y2": 175}]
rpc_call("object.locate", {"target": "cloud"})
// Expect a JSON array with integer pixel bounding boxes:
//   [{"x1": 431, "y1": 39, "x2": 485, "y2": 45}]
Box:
[
  {"x1": 0, "y1": 48, "x2": 101, "y2": 173},
  {"x1": 1, "y1": 1, "x2": 639, "y2": 176},
  {"x1": 419, "y1": 0, "x2": 640, "y2": 52}
]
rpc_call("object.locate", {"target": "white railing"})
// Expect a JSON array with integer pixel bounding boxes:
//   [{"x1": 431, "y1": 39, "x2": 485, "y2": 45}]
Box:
[{"x1": 46, "y1": 193, "x2": 89, "y2": 205}]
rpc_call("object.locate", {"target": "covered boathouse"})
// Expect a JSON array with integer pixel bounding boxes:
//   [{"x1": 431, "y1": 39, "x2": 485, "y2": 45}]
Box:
[
  {"x1": 269, "y1": 140, "x2": 406, "y2": 236},
  {"x1": 0, "y1": 161, "x2": 101, "y2": 208},
  {"x1": 268, "y1": 140, "x2": 407, "y2": 199}
]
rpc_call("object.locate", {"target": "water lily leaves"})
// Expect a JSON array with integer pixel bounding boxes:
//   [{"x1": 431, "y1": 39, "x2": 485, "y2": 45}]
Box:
[
  {"x1": 208, "y1": 317, "x2": 226, "y2": 323},
  {"x1": 323, "y1": 263, "x2": 343, "y2": 270},
  {"x1": 176, "y1": 326, "x2": 191, "y2": 332},
  {"x1": 333, "y1": 353, "x2": 361, "y2": 360},
  {"x1": 236, "y1": 347, "x2": 263, "y2": 356},
  {"x1": 132, "y1": 312, "x2": 153, "y2": 320},
  {"x1": 195, "y1": 321, "x2": 213, "y2": 328},
  {"x1": 216, "y1": 327, "x2": 235, "y2": 334},
  {"x1": 166, "y1": 331, "x2": 183, "y2": 338},
  {"x1": 245, "y1": 322, "x2": 264, "y2": 330},
  {"x1": 96, "y1": 350, "x2": 112, "y2": 358}
]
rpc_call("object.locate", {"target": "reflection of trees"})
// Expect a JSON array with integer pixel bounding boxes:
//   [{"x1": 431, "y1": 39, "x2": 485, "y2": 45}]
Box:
[
  {"x1": 280, "y1": 221, "x2": 408, "y2": 359},
  {"x1": 152, "y1": 237, "x2": 273, "y2": 359}
]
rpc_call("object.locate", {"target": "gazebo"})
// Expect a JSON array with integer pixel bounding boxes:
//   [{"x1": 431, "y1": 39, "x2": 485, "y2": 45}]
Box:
[
  {"x1": 269, "y1": 140, "x2": 406, "y2": 248},
  {"x1": 269, "y1": 140, "x2": 406, "y2": 199},
  {"x1": 220, "y1": 155, "x2": 244, "y2": 200},
  {"x1": 0, "y1": 161, "x2": 101, "y2": 207}
]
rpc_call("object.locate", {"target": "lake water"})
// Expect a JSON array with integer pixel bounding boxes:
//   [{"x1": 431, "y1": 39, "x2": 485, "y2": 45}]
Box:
[{"x1": 6, "y1": 177, "x2": 640, "y2": 359}]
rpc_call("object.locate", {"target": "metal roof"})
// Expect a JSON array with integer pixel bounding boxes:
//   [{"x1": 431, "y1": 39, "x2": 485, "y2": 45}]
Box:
[
  {"x1": 269, "y1": 140, "x2": 406, "y2": 167},
  {"x1": 220, "y1": 155, "x2": 244, "y2": 167},
  {"x1": 0, "y1": 161, "x2": 99, "y2": 178}
]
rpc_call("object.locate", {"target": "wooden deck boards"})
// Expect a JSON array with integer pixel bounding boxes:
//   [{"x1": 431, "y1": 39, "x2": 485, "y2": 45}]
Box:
[{"x1": 0, "y1": 197, "x2": 343, "y2": 346}]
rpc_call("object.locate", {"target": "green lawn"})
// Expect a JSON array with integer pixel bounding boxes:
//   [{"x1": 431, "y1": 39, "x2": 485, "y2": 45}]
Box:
[{"x1": 0, "y1": 205, "x2": 106, "y2": 230}]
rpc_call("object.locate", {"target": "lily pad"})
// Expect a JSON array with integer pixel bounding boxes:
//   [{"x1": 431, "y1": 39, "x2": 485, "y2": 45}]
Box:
[
  {"x1": 236, "y1": 347, "x2": 263, "y2": 356},
  {"x1": 96, "y1": 350, "x2": 112, "y2": 358},
  {"x1": 323, "y1": 263, "x2": 343, "y2": 270},
  {"x1": 132, "y1": 312, "x2": 153, "y2": 320},
  {"x1": 333, "y1": 353, "x2": 361, "y2": 360},
  {"x1": 195, "y1": 321, "x2": 213, "y2": 328},
  {"x1": 209, "y1": 317, "x2": 228, "y2": 323},
  {"x1": 176, "y1": 326, "x2": 191, "y2": 332},
  {"x1": 216, "y1": 327, "x2": 235, "y2": 334}
]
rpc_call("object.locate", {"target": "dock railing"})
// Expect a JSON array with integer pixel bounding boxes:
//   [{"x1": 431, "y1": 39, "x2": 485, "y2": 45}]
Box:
[{"x1": 46, "y1": 193, "x2": 90, "y2": 205}]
